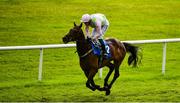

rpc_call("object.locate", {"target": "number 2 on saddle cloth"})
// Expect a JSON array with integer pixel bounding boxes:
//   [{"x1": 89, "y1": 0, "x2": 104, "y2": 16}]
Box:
[{"x1": 90, "y1": 40, "x2": 111, "y2": 67}]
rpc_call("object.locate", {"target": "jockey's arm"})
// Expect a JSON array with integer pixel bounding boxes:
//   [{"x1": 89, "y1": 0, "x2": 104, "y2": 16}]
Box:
[
  {"x1": 85, "y1": 25, "x2": 91, "y2": 38},
  {"x1": 92, "y1": 21, "x2": 102, "y2": 40}
]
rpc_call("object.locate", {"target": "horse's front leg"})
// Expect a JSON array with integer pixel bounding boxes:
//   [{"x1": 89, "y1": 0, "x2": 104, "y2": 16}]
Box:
[
  {"x1": 92, "y1": 79, "x2": 104, "y2": 91},
  {"x1": 83, "y1": 69, "x2": 96, "y2": 91},
  {"x1": 86, "y1": 68, "x2": 100, "y2": 91}
]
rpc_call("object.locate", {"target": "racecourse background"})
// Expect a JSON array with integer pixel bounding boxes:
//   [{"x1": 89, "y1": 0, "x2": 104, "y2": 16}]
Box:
[{"x1": 0, "y1": 0, "x2": 180, "y2": 102}]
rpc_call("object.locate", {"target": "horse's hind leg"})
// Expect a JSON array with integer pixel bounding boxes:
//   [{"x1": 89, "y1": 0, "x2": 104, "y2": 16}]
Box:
[
  {"x1": 109, "y1": 62, "x2": 121, "y2": 88},
  {"x1": 104, "y1": 63, "x2": 115, "y2": 89},
  {"x1": 106, "y1": 61, "x2": 121, "y2": 95}
]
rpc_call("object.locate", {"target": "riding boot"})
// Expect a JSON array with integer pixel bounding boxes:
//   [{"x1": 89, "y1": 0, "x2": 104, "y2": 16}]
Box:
[{"x1": 98, "y1": 39, "x2": 108, "y2": 56}]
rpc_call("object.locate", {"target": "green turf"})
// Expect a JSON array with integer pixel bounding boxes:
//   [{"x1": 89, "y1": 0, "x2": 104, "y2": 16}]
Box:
[{"x1": 0, "y1": 0, "x2": 180, "y2": 102}]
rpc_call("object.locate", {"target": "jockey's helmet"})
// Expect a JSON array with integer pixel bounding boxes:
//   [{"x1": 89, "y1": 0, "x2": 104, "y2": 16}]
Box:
[{"x1": 81, "y1": 14, "x2": 91, "y2": 22}]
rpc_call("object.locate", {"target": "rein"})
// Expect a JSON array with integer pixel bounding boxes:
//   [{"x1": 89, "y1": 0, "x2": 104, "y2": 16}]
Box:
[
  {"x1": 76, "y1": 39, "x2": 93, "y2": 58},
  {"x1": 80, "y1": 49, "x2": 93, "y2": 58}
]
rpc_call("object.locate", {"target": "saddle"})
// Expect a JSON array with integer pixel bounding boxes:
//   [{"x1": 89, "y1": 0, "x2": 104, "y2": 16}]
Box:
[{"x1": 88, "y1": 38, "x2": 111, "y2": 59}]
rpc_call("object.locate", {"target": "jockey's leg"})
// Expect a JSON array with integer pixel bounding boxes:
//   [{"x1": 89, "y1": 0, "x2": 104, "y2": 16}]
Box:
[
  {"x1": 99, "y1": 25, "x2": 109, "y2": 56},
  {"x1": 98, "y1": 38, "x2": 107, "y2": 55}
]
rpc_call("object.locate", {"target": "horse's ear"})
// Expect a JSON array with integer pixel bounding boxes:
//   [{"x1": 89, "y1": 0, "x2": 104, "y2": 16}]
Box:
[
  {"x1": 74, "y1": 22, "x2": 77, "y2": 27},
  {"x1": 79, "y1": 23, "x2": 82, "y2": 28}
]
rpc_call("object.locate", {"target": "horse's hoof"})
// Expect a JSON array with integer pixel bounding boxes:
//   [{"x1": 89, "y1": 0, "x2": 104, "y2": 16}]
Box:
[
  {"x1": 105, "y1": 89, "x2": 111, "y2": 96},
  {"x1": 92, "y1": 88, "x2": 96, "y2": 91}
]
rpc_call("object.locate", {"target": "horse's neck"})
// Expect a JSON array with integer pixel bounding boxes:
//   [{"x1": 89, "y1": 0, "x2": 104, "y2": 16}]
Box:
[{"x1": 76, "y1": 37, "x2": 91, "y2": 57}]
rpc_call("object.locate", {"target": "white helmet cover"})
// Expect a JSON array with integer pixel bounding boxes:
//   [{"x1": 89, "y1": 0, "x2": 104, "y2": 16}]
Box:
[{"x1": 81, "y1": 14, "x2": 91, "y2": 22}]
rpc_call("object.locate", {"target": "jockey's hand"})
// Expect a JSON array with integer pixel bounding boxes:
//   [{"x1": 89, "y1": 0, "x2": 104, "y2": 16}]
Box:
[
  {"x1": 87, "y1": 36, "x2": 91, "y2": 42},
  {"x1": 92, "y1": 37, "x2": 97, "y2": 42},
  {"x1": 86, "y1": 35, "x2": 91, "y2": 39},
  {"x1": 86, "y1": 33, "x2": 91, "y2": 38},
  {"x1": 92, "y1": 35, "x2": 99, "y2": 41}
]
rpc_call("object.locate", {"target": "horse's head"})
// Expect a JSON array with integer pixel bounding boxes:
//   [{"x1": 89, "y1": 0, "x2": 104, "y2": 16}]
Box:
[{"x1": 63, "y1": 22, "x2": 83, "y2": 44}]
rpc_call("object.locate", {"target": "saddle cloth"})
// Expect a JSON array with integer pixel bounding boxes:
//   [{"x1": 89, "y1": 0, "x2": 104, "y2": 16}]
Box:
[{"x1": 91, "y1": 40, "x2": 111, "y2": 59}]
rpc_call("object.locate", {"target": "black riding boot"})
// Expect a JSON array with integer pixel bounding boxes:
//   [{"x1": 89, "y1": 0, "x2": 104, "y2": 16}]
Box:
[
  {"x1": 97, "y1": 39, "x2": 107, "y2": 67},
  {"x1": 98, "y1": 39, "x2": 107, "y2": 56}
]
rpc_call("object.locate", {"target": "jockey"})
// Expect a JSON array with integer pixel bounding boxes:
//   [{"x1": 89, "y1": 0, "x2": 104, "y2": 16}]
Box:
[{"x1": 81, "y1": 13, "x2": 109, "y2": 56}]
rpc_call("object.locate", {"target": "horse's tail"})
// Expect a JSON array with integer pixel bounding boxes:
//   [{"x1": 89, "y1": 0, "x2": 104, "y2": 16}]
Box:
[{"x1": 123, "y1": 42, "x2": 142, "y2": 67}]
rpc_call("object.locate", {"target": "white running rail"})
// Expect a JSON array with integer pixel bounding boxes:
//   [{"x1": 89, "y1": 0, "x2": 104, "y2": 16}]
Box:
[{"x1": 0, "y1": 38, "x2": 180, "y2": 80}]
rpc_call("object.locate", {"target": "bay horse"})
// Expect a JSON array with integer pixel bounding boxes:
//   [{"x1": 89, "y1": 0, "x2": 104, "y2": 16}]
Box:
[{"x1": 62, "y1": 22, "x2": 141, "y2": 95}]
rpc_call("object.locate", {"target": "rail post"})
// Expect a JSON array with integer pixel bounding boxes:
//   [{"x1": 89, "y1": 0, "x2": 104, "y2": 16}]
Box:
[
  {"x1": 38, "y1": 48, "x2": 43, "y2": 81},
  {"x1": 162, "y1": 42, "x2": 167, "y2": 75},
  {"x1": 99, "y1": 68, "x2": 103, "y2": 78}
]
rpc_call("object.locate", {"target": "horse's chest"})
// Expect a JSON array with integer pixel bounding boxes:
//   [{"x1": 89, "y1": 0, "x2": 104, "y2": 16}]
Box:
[{"x1": 80, "y1": 57, "x2": 98, "y2": 69}]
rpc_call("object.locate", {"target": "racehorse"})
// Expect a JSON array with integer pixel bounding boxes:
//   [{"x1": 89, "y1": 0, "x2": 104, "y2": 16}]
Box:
[{"x1": 62, "y1": 22, "x2": 141, "y2": 95}]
